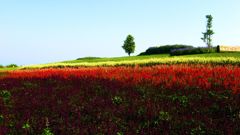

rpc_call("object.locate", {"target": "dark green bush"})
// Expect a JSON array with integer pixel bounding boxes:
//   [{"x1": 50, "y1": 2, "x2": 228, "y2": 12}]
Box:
[
  {"x1": 139, "y1": 45, "x2": 193, "y2": 55},
  {"x1": 170, "y1": 47, "x2": 217, "y2": 56},
  {"x1": 6, "y1": 64, "x2": 18, "y2": 68},
  {"x1": 216, "y1": 45, "x2": 220, "y2": 53},
  {"x1": 0, "y1": 65, "x2": 4, "y2": 68}
]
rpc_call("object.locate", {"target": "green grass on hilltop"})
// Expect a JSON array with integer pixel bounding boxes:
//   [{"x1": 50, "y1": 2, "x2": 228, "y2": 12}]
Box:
[
  {"x1": 63, "y1": 54, "x2": 170, "y2": 63},
  {"x1": 21, "y1": 52, "x2": 240, "y2": 69},
  {"x1": 0, "y1": 67, "x2": 19, "y2": 71},
  {"x1": 180, "y1": 52, "x2": 240, "y2": 58}
]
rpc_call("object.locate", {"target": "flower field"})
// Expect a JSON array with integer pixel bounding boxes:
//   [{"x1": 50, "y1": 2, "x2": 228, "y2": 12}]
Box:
[
  {"x1": 21, "y1": 53, "x2": 240, "y2": 69},
  {"x1": 0, "y1": 65, "x2": 240, "y2": 134}
]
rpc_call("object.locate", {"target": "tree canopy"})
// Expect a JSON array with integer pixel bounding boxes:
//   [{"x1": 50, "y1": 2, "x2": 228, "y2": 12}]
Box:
[{"x1": 122, "y1": 35, "x2": 136, "y2": 56}]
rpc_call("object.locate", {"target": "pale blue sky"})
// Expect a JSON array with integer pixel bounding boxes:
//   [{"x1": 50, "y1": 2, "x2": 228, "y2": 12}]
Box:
[{"x1": 0, "y1": 0, "x2": 240, "y2": 65}]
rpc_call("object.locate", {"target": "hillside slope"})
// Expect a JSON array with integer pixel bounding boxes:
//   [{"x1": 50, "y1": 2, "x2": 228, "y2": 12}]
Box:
[{"x1": 21, "y1": 53, "x2": 240, "y2": 69}]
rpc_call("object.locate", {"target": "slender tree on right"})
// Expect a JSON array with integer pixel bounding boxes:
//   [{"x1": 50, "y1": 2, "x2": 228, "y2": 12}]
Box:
[{"x1": 201, "y1": 15, "x2": 214, "y2": 49}]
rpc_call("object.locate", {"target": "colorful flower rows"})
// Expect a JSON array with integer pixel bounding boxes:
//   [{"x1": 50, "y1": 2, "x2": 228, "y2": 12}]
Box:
[
  {"x1": 4, "y1": 65, "x2": 240, "y2": 94},
  {"x1": 0, "y1": 65, "x2": 240, "y2": 134}
]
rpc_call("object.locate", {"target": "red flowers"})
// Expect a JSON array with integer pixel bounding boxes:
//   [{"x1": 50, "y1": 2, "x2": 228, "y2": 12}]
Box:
[
  {"x1": 0, "y1": 65, "x2": 240, "y2": 134},
  {"x1": 3, "y1": 65, "x2": 240, "y2": 93}
]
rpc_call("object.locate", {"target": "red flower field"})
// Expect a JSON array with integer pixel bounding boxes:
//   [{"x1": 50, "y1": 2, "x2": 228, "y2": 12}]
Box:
[{"x1": 0, "y1": 65, "x2": 240, "y2": 134}]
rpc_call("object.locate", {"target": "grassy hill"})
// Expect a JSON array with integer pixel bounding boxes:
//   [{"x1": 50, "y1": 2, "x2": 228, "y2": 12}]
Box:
[
  {"x1": 0, "y1": 67, "x2": 19, "y2": 72},
  {"x1": 19, "y1": 52, "x2": 240, "y2": 69},
  {"x1": 1, "y1": 52, "x2": 240, "y2": 71}
]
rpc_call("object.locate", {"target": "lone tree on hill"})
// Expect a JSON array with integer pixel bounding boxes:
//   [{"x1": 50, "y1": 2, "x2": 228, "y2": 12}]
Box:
[
  {"x1": 122, "y1": 34, "x2": 136, "y2": 56},
  {"x1": 201, "y1": 15, "x2": 214, "y2": 49}
]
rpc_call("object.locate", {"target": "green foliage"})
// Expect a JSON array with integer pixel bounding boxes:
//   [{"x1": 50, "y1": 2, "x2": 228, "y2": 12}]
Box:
[
  {"x1": 0, "y1": 65, "x2": 4, "y2": 68},
  {"x1": 139, "y1": 44, "x2": 193, "y2": 55},
  {"x1": 170, "y1": 47, "x2": 217, "y2": 56},
  {"x1": 137, "y1": 107, "x2": 146, "y2": 116},
  {"x1": 122, "y1": 35, "x2": 136, "y2": 56},
  {"x1": 201, "y1": 15, "x2": 214, "y2": 48},
  {"x1": 190, "y1": 126, "x2": 206, "y2": 135},
  {"x1": 116, "y1": 132, "x2": 124, "y2": 135},
  {"x1": 169, "y1": 95, "x2": 189, "y2": 107},
  {"x1": 22, "y1": 122, "x2": 30, "y2": 129},
  {"x1": 23, "y1": 81, "x2": 39, "y2": 89},
  {"x1": 42, "y1": 128, "x2": 54, "y2": 135},
  {"x1": 6, "y1": 64, "x2": 18, "y2": 68},
  {"x1": 158, "y1": 111, "x2": 171, "y2": 121},
  {"x1": 112, "y1": 96, "x2": 123, "y2": 105},
  {"x1": 0, "y1": 90, "x2": 11, "y2": 105},
  {"x1": 153, "y1": 111, "x2": 172, "y2": 126}
]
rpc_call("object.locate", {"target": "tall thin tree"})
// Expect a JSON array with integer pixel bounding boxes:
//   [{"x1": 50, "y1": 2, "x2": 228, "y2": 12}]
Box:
[{"x1": 201, "y1": 15, "x2": 214, "y2": 49}]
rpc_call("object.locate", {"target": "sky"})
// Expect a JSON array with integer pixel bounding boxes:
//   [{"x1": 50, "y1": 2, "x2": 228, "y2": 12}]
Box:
[{"x1": 0, "y1": 0, "x2": 240, "y2": 65}]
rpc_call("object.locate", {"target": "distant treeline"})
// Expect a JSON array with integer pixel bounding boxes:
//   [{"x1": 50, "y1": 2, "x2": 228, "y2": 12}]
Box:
[
  {"x1": 139, "y1": 45, "x2": 193, "y2": 55},
  {"x1": 139, "y1": 44, "x2": 219, "y2": 56},
  {"x1": 0, "y1": 64, "x2": 18, "y2": 68}
]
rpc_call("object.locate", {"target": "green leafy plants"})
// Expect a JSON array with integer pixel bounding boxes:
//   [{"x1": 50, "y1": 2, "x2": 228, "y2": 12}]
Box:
[
  {"x1": 42, "y1": 128, "x2": 54, "y2": 135},
  {"x1": 112, "y1": 96, "x2": 123, "y2": 105},
  {"x1": 158, "y1": 111, "x2": 171, "y2": 121},
  {"x1": 169, "y1": 94, "x2": 189, "y2": 107},
  {"x1": 0, "y1": 90, "x2": 11, "y2": 105},
  {"x1": 116, "y1": 132, "x2": 124, "y2": 135},
  {"x1": 190, "y1": 126, "x2": 206, "y2": 135},
  {"x1": 22, "y1": 122, "x2": 30, "y2": 129}
]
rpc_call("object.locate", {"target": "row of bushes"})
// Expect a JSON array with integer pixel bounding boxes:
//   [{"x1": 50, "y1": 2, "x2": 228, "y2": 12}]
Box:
[
  {"x1": 170, "y1": 47, "x2": 218, "y2": 56},
  {"x1": 0, "y1": 64, "x2": 18, "y2": 68},
  {"x1": 139, "y1": 44, "x2": 194, "y2": 55},
  {"x1": 139, "y1": 45, "x2": 219, "y2": 56}
]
